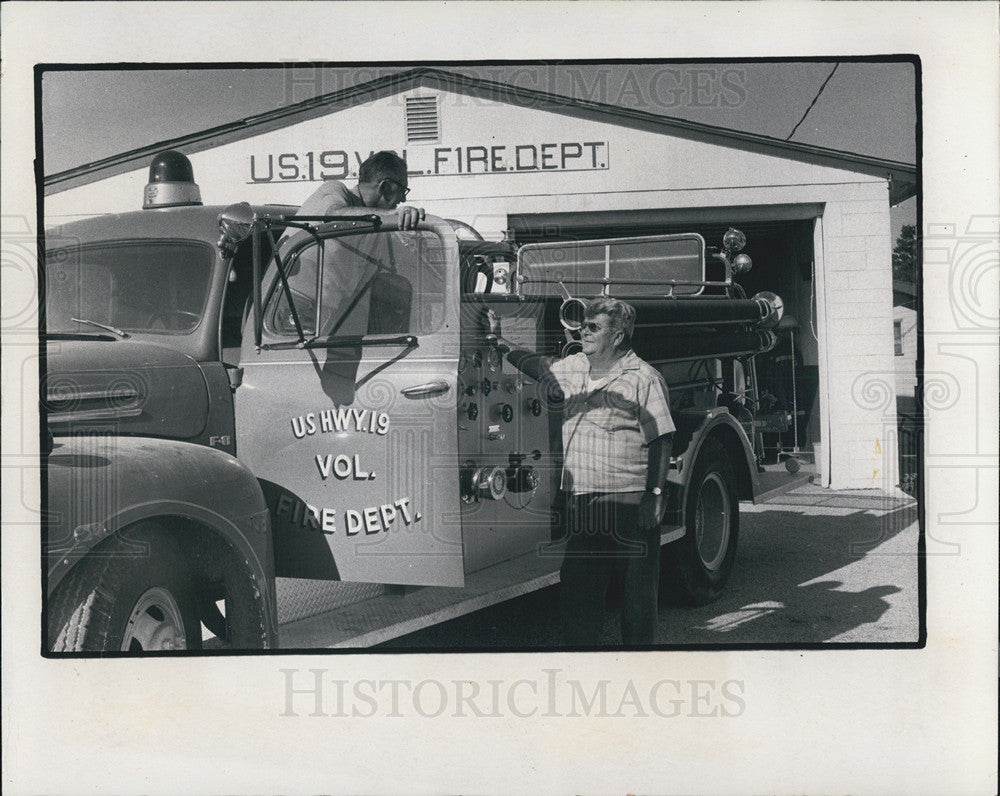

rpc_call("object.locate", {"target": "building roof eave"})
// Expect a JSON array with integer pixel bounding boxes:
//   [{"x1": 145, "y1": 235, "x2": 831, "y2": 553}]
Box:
[{"x1": 44, "y1": 66, "x2": 918, "y2": 204}]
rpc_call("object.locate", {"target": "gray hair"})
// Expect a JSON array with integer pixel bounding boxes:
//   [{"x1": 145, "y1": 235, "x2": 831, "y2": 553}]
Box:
[{"x1": 585, "y1": 296, "x2": 635, "y2": 348}]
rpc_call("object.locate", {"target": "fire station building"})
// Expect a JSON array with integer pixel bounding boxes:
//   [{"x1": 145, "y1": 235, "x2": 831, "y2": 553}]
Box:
[{"x1": 44, "y1": 68, "x2": 918, "y2": 491}]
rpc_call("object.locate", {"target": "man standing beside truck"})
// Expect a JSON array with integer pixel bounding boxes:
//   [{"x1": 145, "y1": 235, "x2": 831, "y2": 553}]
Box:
[
  {"x1": 500, "y1": 297, "x2": 675, "y2": 646},
  {"x1": 290, "y1": 150, "x2": 425, "y2": 229}
]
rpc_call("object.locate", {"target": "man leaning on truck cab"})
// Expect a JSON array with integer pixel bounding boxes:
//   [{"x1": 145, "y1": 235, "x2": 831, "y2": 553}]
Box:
[
  {"x1": 499, "y1": 297, "x2": 675, "y2": 646},
  {"x1": 292, "y1": 150, "x2": 426, "y2": 230}
]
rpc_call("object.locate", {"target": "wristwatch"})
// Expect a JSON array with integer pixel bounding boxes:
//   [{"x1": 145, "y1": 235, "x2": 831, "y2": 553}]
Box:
[{"x1": 647, "y1": 486, "x2": 663, "y2": 496}]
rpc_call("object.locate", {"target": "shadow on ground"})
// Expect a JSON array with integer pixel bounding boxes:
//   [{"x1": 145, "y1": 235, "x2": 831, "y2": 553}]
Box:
[{"x1": 378, "y1": 497, "x2": 919, "y2": 650}]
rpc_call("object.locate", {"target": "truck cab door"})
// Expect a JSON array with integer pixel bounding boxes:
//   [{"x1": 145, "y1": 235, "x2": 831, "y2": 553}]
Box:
[{"x1": 235, "y1": 218, "x2": 464, "y2": 586}]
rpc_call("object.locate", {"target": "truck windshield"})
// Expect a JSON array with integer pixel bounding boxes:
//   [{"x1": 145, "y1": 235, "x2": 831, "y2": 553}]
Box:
[{"x1": 44, "y1": 240, "x2": 215, "y2": 335}]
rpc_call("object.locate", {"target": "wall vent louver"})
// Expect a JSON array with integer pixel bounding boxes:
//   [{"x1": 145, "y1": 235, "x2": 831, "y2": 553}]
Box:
[{"x1": 405, "y1": 96, "x2": 440, "y2": 143}]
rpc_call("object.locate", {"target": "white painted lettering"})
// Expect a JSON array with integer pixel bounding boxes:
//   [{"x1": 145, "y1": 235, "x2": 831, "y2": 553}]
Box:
[
  {"x1": 321, "y1": 508, "x2": 337, "y2": 533},
  {"x1": 395, "y1": 497, "x2": 414, "y2": 524},
  {"x1": 353, "y1": 455, "x2": 371, "y2": 480},
  {"x1": 332, "y1": 406, "x2": 352, "y2": 431},
  {"x1": 345, "y1": 509, "x2": 362, "y2": 536},
  {"x1": 333, "y1": 455, "x2": 352, "y2": 479},
  {"x1": 291, "y1": 408, "x2": 390, "y2": 437},
  {"x1": 379, "y1": 503, "x2": 397, "y2": 530},
  {"x1": 316, "y1": 455, "x2": 334, "y2": 479}
]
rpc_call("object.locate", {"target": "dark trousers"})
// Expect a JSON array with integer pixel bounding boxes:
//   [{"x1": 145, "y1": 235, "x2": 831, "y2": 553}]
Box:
[{"x1": 559, "y1": 491, "x2": 661, "y2": 646}]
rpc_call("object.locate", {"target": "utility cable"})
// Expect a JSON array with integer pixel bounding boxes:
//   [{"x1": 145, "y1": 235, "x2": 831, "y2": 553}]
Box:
[{"x1": 787, "y1": 64, "x2": 839, "y2": 141}]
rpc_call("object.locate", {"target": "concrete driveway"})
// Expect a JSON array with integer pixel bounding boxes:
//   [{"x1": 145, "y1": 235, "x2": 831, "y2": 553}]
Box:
[{"x1": 378, "y1": 483, "x2": 920, "y2": 649}]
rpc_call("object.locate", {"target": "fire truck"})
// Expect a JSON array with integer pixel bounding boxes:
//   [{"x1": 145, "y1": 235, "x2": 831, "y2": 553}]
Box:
[{"x1": 43, "y1": 152, "x2": 783, "y2": 652}]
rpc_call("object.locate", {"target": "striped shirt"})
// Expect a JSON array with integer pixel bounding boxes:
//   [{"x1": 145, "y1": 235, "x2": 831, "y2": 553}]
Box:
[{"x1": 549, "y1": 350, "x2": 675, "y2": 493}]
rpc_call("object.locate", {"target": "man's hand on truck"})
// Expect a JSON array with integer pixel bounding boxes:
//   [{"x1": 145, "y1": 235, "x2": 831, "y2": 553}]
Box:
[{"x1": 396, "y1": 204, "x2": 426, "y2": 230}]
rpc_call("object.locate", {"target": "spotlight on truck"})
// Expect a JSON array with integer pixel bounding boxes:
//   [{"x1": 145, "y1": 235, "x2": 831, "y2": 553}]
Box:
[
  {"x1": 217, "y1": 202, "x2": 256, "y2": 257},
  {"x1": 722, "y1": 227, "x2": 747, "y2": 254},
  {"x1": 732, "y1": 253, "x2": 753, "y2": 274}
]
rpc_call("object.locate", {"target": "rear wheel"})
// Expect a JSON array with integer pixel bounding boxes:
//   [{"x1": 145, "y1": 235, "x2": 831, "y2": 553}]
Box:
[
  {"x1": 49, "y1": 525, "x2": 202, "y2": 653},
  {"x1": 662, "y1": 438, "x2": 740, "y2": 605}
]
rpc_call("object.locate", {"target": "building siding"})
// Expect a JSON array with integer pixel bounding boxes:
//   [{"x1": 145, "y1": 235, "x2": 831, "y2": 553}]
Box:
[{"x1": 818, "y1": 194, "x2": 898, "y2": 488}]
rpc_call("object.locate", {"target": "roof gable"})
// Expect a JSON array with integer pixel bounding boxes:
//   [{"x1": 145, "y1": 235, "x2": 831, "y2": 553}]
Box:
[{"x1": 45, "y1": 67, "x2": 917, "y2": 203}]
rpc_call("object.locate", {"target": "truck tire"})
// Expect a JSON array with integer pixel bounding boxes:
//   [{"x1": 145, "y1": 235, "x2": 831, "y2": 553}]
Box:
[
  {"x1": 662, "y1": 438, "x2": 739, "y2": 606},
  {"x1": 199, "y1": 562, "x2": 272, "y2": 651},
  {"x1": 48, "y1": 525, "x2": 202, "y2": 653}
]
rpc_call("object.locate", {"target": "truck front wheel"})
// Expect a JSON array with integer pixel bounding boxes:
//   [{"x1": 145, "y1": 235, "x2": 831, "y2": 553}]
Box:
[
  {"x1": 49, "y1": 526, "x2": 202, "y2": 653},
  {"x1": 662, "y1": 438, "x2": 739, "y2": 606}
]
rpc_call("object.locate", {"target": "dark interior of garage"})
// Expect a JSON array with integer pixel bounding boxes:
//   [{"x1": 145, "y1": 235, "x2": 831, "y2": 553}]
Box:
[{"x1": 508, "y1": 210, "x2": 821, "y2": 462}]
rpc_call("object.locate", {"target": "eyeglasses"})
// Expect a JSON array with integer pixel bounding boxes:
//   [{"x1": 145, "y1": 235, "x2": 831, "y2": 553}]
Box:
[
  {"x1": 383, "y1": 178, "x2": 410, "y2": 199},
  {"x1": 582, "y1": 321, "x2": 604, "y2": 333}
]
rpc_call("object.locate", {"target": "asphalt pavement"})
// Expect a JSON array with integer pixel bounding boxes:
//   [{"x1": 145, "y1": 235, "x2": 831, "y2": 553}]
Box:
[{"x1": 378, "y1": 482, "x2": 919, "y2": 650}]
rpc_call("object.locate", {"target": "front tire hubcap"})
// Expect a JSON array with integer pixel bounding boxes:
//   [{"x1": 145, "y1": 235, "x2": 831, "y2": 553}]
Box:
[{"x1": 122, "y1": 587, "x2": 188, "y2": 651}]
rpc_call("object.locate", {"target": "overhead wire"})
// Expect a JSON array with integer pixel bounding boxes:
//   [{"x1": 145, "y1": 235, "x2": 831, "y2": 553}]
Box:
[{"x1": 786, "y1": 64, "x2": 840, "y2": 141}]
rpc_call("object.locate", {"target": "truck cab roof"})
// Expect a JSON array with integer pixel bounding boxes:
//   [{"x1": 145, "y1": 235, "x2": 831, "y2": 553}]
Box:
[{"x1": 46, "y1": 204, "x2": 300, "y2": 246}]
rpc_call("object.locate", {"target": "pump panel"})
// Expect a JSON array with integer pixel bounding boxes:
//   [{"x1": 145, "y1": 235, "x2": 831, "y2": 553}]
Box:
[{"x1": 458, "y1": 301, "x2": 561, "y2": 574}]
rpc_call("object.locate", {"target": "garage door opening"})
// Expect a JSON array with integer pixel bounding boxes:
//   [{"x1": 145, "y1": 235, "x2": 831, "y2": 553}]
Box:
[{"x1": 508, "y1": 206, "x2": 823, "y2": 469}]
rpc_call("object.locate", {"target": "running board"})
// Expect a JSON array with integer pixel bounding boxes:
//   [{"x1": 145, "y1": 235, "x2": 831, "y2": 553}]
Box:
[{"x1": 278, "y1": 526, "x2": 686, "y2": 649}]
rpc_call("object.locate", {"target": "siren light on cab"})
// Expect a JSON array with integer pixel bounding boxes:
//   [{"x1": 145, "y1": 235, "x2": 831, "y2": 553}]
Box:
[{"x1": 143, "y1": 150, "x2": 203, "y2": 210}]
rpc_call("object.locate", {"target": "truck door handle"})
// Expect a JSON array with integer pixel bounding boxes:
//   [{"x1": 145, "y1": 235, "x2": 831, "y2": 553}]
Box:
[{"x1": 401, "y1": 380, "x2": 451, "y2": 398}]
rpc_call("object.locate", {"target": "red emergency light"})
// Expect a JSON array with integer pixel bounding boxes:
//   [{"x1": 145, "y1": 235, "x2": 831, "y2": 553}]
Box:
[{"x1": 143, "y1": 150, "x2": 203, "y2": 210}]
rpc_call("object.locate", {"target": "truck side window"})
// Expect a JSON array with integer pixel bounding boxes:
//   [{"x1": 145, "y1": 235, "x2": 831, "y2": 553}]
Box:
[
  {"x1": 367, "y1": 272, "x2": 412, "y2": 334},
  {"x1": 266, "y1": 230, "x2": 446, "y2": 340}
]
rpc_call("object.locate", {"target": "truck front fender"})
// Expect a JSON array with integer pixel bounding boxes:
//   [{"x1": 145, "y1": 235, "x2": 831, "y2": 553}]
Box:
[{"x1": 45, "y1": 435, "x2": 274, "y2": 619}]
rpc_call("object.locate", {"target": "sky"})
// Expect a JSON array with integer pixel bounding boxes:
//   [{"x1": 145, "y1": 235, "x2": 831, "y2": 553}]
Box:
[{"x1": 40, "y1": 60, "x2": 918, "y2": 233}]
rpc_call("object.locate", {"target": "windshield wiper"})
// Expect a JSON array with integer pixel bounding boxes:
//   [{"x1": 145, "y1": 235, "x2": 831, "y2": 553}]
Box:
[
  {"x1": 70, "y1": 318, "x2": 129, "y2": 338},
  {"x1": 45, "y1": 332, "x2": 119, "y2": 341}
]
